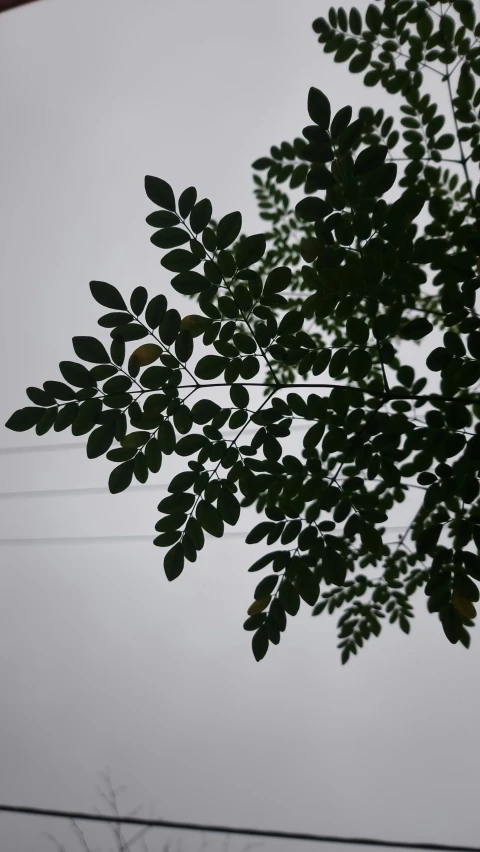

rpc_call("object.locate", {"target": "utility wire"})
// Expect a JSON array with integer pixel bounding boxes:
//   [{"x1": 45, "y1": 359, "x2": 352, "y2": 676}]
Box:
[
  {"x1": 0, "y1": 424, "x2": 311, "y2": 457},
  {"x1": 0, "y1": 526, "x2": 410, "y2": 547},
  {"x1": 0, "y1": 483, "x2": 168, "y2": 500},
  {"x1": 0, "y1": 803, "x2": 478, "y2": 852}
]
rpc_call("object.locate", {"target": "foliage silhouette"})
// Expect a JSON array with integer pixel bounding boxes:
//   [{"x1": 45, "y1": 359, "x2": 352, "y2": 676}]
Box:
[{"x1": 7, "y1": 0, "x2": 480, "y2": 662}]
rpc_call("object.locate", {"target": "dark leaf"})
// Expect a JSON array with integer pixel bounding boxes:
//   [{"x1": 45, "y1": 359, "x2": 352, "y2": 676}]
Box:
[
  {"x1": 196, "y1": 499, "x2": 224, "y2": 537},
  {"x1": 252, "y1": 626, "x2": 269, "y2": 661},
  {"x1": 178, "y1": 186, "x2": 197, "y2": 218},
  {"x1": 236, "y1": 234, "x2": 266, "y2": 269},
  {"x1": 146, "y1": 210, "x2": 179, "y2": 228},
  {"x1": 145, "y1": 294, "x2": 168, "y2": 329},
  {"x1": 307, "y1": 87, "x2": 331, "y2": 130},
  {"x1": 176, "y1": 434, "x2": 209, "y2": 456},
  {"x1": 216, "y1": 211, "x2": 242, "y2": 249},
  {"x1": 43, "y1": 381, "x2": 76, "y2": 401},
  {"x1": 87, "y1": 424, "x2": 115, "y2": 459},
  {"x1": 171, "y1": 271, "x2": 210, "y2": 296},
  {"x1": 195, "y1": 355, "x2": 227, "y2": 380},
  {"x1": 6, "y1": 407, "x2": 44, "y2": 432},
  {"x1": 73, "y1": 336, "x2": 110, "y2": 364},
  {"x1": 401, "y1": 317, "x2": 433, "y2": 340},
  {"x1": 27, "y1": 386, "x2": 56, "y2": 407},
  {"x1": 354, "y1": 144, "x2": 388, "y2": 175},
  {"x1": 108, "y1": 460, "x2": 134, "y2": 494},
  {"x1": 159, "y1": 309, "x2": 181, "y2": 346},
  {"x1": 158, "y1": 492, "x2": 196, "y2": 514},
  {"x1": 89, "y1": 281, "x2": 127, "y2": 311},
  {"x1": 161, "y1": 249, "x2": 201, "y2": 273},
  {"x1": 164, "y1": 543, "x2": 185, "y2": 581},
  {"x1": 145, "y1": 175, "x2": 176, "y2": 211},
  {"x1": 190, "y1": 199, "x2": 212, "y2": 234},
  {"x1": 150, "y1": 227, "x2": 190, "y2": 249}
]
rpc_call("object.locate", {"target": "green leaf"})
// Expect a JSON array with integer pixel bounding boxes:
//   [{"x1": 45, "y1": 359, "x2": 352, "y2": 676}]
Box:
[
  {"x1": 252, "y1": 626, "x2": 269, "y2": 661},
  {"x1": 236, "y1": 234, "x2": 266, "y2": 269},
  {"x1": 346, "y1": 317, "x2": 369, "y2": 345},
  {"x1": 150, "y1": 227, "x2": 190, "y2": 249},
  {"x1": 73, "y1": 336, "x2": 110, "y2": 364},
  {"x1": 279, "y1": 580, "x2": 300, "y2": 616},
  {"x1": 171, "y1": 271, "x2": 210, "y2": 296},
  {"x1": 178, "y1": 186, "x2": 197, "y2": 218},
  {"x1": 401, "y1": 317, "x2": 433, "y2": 340},
  {"x1": 435, "y1": 134, "x2": 455, "y2": 150},
  {"x1": 365, "y1": 3, "x2": 382, "y2": 33},
  {"x1": 54, "y1": 402, "x2": 79, "y2": 432},
  {"x1": 59, "y1": 362, "x2": 95, "y2": 389},
  {"x1": 161, "y1": 249, "x2": 200, "y2": 273},
  {"x1": 6, "y1": 407, "x2": 45, "y2": 432},
  {"x1": 140, "y1": 366, "x2": 170, "y2": 390},
  {"x1": 195, "y1": 355, "x2": 227, "y2": 380},
  {"x1": 176, "y1": 434, "x2": 209, "y2": 456},
  {"x1": 348, "y1": 348, "x2": 372, "y2": 380},
  {"x1": 191, "y1": 398, "x2": 221, "y2": 423},
  {"x1": 43, "y1": 381, "x2": 76, "y2": 401},
  {"x1": 108, "y1": 460, "x2": 134, "y2": 494},
  {"x1": 230, "y1": 384, "x2": 249, "y2": 408},
  {"x1": 87, "y1": 424, "x2": 115, "y2": 459},
  {"x1": 146, "y1": 210, "x2": 179, "y2": 228},
  {"x1": 307, "y1": 87, "x2": 331, "y2": 130},
  {"x1": 252, "y1": 157, "x2": 273, "y2": 170},
  {"x1": 295, "y1": 196, "x2": 332, "y2": 221},
  {"x1": 98, "y1": 311, "x2": 133, "y2": 328},
  {"x1": 158, "y1": 420, "x2": 176, "y2": 454},
  {"x1": 295, "y1": 569, "x2": 320, "y2": 606},
  {"x1": 196, "y1": 499, "x2": 224, "y2": 537},
  {"x1": 190, "y1": 199, "x2": 212, "y2": 234},
  {"x1": 111, "y1": 324, "x2": 148, "y2": 342},
  {"x1": 158, "y1": 492, "x2": 196, "y2": 514},
  {"x1": 145, "y1": 294, "x2": 167, "y2": 329},
  {"x1": 145, "y1": 175, "x2": 176, "y2": 211},
  {"x1": 217, "y1": 488, "x2": 241, "y2": 525},
  {"x1": 331, "y1": 105, "x2": 353, "y2": 138},
  {"x1": 164, "y1": 543, "x2": 185, "y2": 581},
  {"x1": 426, "y1": 347, "x2": 452, "y2": 371},
  {"x1": 159, "y1": 309, "x2": 181, "y2": 346},
  {"x1": 175, "y1": 330, "x2": 194, "y2": 362},
  {"x1": 328, "y1": 348, "x2": 348, "y2": 378},
  {"x1": 168, "y1": 471, "x2": 196, "y2": 492},
  {"x1": 36, "y1": 407, "x2": 57, "y2": 435},
  {"x1": 26, "y1": 386, "x2": 56, "y2": 407},
  {"x1": 145, "y1": 437, "x2": 162, "y2": 473},
  {"x1": 363, "y1": 162, "x2": 397, "y2": 196},
  {"x1": 90, "y1": 281, "x2": 127, "y2": 311},
  {"x1": 349, "y1": 8, "x2": 362, "y2": 34},
  {"x1": 216, "y1": 211, "x2": 242, "y2": 249},
  {"x1": 354, "y1": 144, "x2": 388, "y2": 175}
]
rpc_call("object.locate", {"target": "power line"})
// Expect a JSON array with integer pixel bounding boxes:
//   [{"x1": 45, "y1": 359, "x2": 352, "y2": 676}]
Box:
[
  {"x1": 0, "y1": 423, "x2": 312, "y2": 457},
  {"x1": 0, "y1": 803, "x2": 477, "y2": 852},
  {"x1": 0, "y1": 532, "x2": 248, "y2": 546},
  {"x1": 0, "y1": 483, "x2": 168, "y2": 500},
  {"x1": 0, "y1": 526, "x2": 410, "y2": 547},
  {"x1": 0, "y1": 441, "x2": 86, "y2": 455}
]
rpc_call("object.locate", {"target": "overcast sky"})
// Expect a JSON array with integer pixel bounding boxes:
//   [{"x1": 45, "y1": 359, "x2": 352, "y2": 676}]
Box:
[{"x1": 1, "y1": 1, "x2": 480, "y2": 851}]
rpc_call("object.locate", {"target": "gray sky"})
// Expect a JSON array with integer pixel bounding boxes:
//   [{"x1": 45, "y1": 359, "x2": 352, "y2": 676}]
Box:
[{"x1": 1, "y1": 1, "x2": 480, "y2": 851}]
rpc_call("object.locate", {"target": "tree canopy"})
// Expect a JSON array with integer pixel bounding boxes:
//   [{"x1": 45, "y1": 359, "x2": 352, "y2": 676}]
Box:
[{"x1": 7, "y1": 0, "x2": 480, "y2": 663}]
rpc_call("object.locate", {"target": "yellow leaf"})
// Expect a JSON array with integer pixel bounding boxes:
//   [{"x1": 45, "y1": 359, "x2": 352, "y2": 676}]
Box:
[
  {"x1": 452, "y1": 591, "x2": 477, "y2": 619},
  {"x1": 180, "y1": 315, "x2": 209, "y2": 338},
  {"x1": 128, "y1": 344, "x2": 161, "y2": 369},
  {"x1": 247, "y1": 596, "x2": 271, "y2": 616}
]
